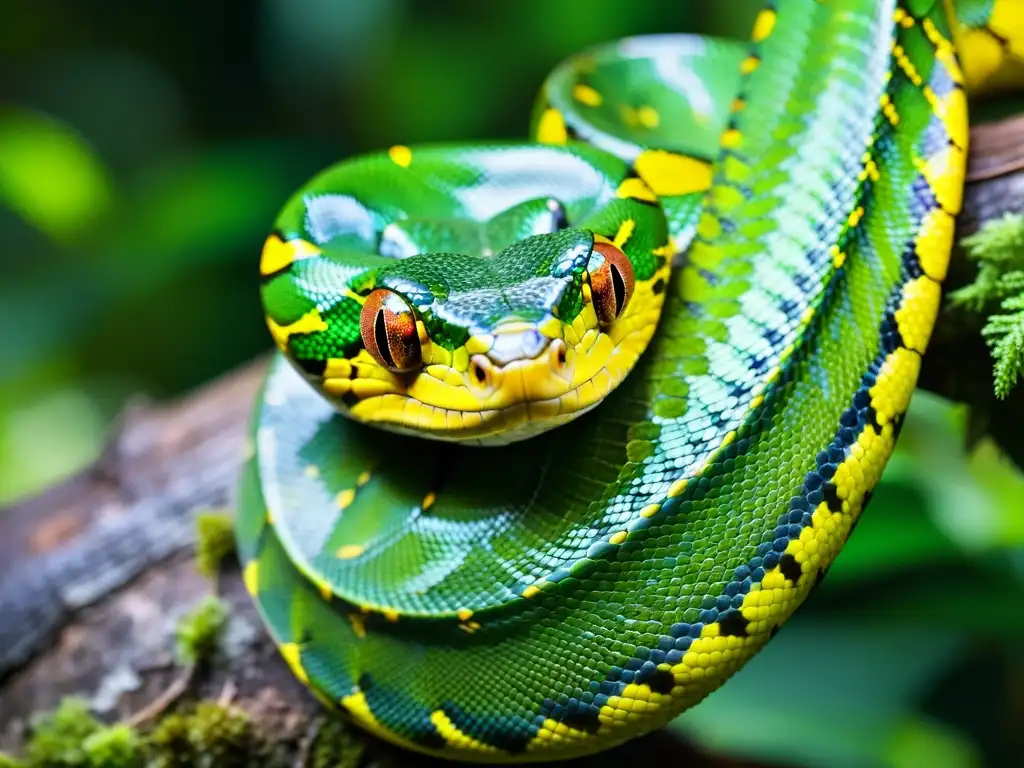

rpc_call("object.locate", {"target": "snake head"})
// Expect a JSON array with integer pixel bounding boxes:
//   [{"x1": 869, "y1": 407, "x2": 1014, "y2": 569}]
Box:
[
  {"x1": 276, "y1": 229, "x2": 663, "y2": 444},
  {"x1": 259, "y1": 143, "x2": 670, "y2": 444}
]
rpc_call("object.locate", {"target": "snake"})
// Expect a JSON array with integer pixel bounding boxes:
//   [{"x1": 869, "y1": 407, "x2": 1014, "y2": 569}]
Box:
[{"x1": 236, "y1": 1, "x2": 1024, "y2": 762}]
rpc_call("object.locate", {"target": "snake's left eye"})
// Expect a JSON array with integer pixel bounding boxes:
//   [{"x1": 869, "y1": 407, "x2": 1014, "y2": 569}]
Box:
[
  {"x1": 588, "y1": 242, "x2": 635, "y2": 325},
  {"x1": 360, "y1": 289, "x2": 422, "y2": 373}
]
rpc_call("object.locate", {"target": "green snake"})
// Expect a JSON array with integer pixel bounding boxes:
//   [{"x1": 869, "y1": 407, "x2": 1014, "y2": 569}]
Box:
[{"x1": 237, "y1": 1, "x2": 1024, "y2": 761}]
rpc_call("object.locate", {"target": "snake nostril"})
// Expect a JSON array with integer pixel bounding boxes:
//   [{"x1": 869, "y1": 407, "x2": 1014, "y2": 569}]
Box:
[
  {"x1": 470, "y1": 356, "x2": 490, "y2": 386},
  {"x1": 550, "y1": 339, "x2": 568, "y2": 369}
]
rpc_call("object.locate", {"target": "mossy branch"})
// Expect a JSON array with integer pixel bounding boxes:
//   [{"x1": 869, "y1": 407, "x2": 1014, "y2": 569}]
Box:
[{"x1": 1, "y1": 698, "x2": 277, "y2": 768}]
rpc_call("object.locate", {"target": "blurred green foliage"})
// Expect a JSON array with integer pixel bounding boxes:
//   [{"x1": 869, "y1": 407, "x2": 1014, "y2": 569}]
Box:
[{"x1": 3, "y1": 2, "x2": 1024, "y2": 766}]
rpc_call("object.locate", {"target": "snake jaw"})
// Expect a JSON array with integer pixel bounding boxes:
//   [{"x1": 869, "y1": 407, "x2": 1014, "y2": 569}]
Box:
[
  {"x1": 333, "y1": 319, "x2": 602, "y2": 443},
  {"x1": 327, "y1": 270, "x2": 666, "y2": 443}
]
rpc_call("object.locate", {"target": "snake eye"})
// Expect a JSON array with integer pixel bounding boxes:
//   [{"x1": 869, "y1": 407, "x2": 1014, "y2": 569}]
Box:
[
  {"x1": 360, "y1": 289, "x2": 422, "y2": 373},
  {"x1": 588, "y1": 242, "x2": 635, "y2": 325}
]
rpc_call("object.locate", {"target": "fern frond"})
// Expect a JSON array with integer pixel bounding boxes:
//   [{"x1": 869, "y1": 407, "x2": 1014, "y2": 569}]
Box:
[
  {"x1": 982, "y1": 302, "x2": 1024, "y2": 399},
  {"x1": 950, "y1": 213, "x2": 1024, "y2": 399},
  {"x1": 961, "y1": 212, "x2": 1024, "y2": 259},
  {"x1": 949, "y1": 213, "x2": 1024, "y2": 311}
]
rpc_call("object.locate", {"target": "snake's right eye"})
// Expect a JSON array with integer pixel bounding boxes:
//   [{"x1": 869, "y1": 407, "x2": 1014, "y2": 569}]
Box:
[
  {"x1": 588, "y1": 242, "x2": 635, "y2": 325},
  {"x1": 360, "y1": 289, "x2": 422, "y2": 373}
]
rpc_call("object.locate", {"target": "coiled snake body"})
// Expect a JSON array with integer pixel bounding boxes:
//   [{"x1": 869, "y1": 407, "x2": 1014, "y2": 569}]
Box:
[{"x1": 238, "y1": 1, "x2": 1024, "y2": 761}]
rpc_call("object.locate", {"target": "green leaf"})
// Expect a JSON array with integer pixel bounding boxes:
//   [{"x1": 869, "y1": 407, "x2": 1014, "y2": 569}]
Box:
[
  {"x1": 108, "y1": 142, "x2": 323, "y2": 272},
  {"x1": 818, "y1": 555, "x2": 1024, "y2": 638},
  {"x1": 895, "y1": 393, "x2": 1024, "y2": 551},
  {"x1": 0, "y1": 379, "x2": 109, "y2": 506},
  {"x1": 887, "y1": 715, "x2": 981, "y2": 768},
  {"x1": 823, "y1": 479, "x2": 959, "y2": 585},
  {"x1": 0, "y1": 107, "x2": 112, "y2": 242}
]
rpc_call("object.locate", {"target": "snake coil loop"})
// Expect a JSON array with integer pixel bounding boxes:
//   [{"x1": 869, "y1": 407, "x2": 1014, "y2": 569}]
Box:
[{"x1": 240, "y1": 0, "x2": 1022, "y2": 761}]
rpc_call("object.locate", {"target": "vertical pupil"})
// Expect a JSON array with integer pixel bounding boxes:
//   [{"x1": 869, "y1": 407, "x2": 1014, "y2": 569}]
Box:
[
  {"x1": 610, "y1": 264, "x2": 626, "y2": 316},
  {"x1": 374, "y1": 308, "x2": 395, "y2": 368}
]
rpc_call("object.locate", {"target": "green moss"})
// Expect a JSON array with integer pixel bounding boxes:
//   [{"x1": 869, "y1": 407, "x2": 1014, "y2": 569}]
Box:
[
  {"x1": 950, "y1": 213, "x2": 1024, "y2": 398},
  {"x1": 310, "y1": 720, "x2": 365, "y2": 768},
  {"x1": 143, "y1": 711, "x2": 191, "y2": 767},
  {"x1": 175, "y1": 596, "x2": 228, "y2": 666},
  {"x1": 145, "y1": 702, "x2": 270, "y2": 768},
  {"x1": 24, "y1": 697, "x2": 101, "y2": 766},
  {"x1": 185, "y1": 704, "x2": 264, "y2": 767},
  {"x1": 19, "y1": 699, "x2": 143, "y2": 768},
  {"x1": 81, "y1": 725, "x2": 142, "y2": 768},
  {"x1": 13, "y1": 699, "x2": 282, "y2": 768},
  {"x1": 195, "y1": 510, "x2": 236, "y2": 578}
]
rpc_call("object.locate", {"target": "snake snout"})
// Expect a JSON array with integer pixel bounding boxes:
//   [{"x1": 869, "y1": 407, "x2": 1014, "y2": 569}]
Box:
[
  {"x1": 465, "y1": 324, "x2": 573, "y2": 406},
  {"x1": 486, "y1": 328, "x2": 548, "y2": 366}
]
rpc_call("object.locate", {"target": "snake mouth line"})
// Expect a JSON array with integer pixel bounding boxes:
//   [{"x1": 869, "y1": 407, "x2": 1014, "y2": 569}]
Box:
[
  {"x1": 368, "y1": 398, "x2": 606, "y2": 445},
  {"x1": 341, "y1": 318, "x2": 659, "y2": 444}
]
